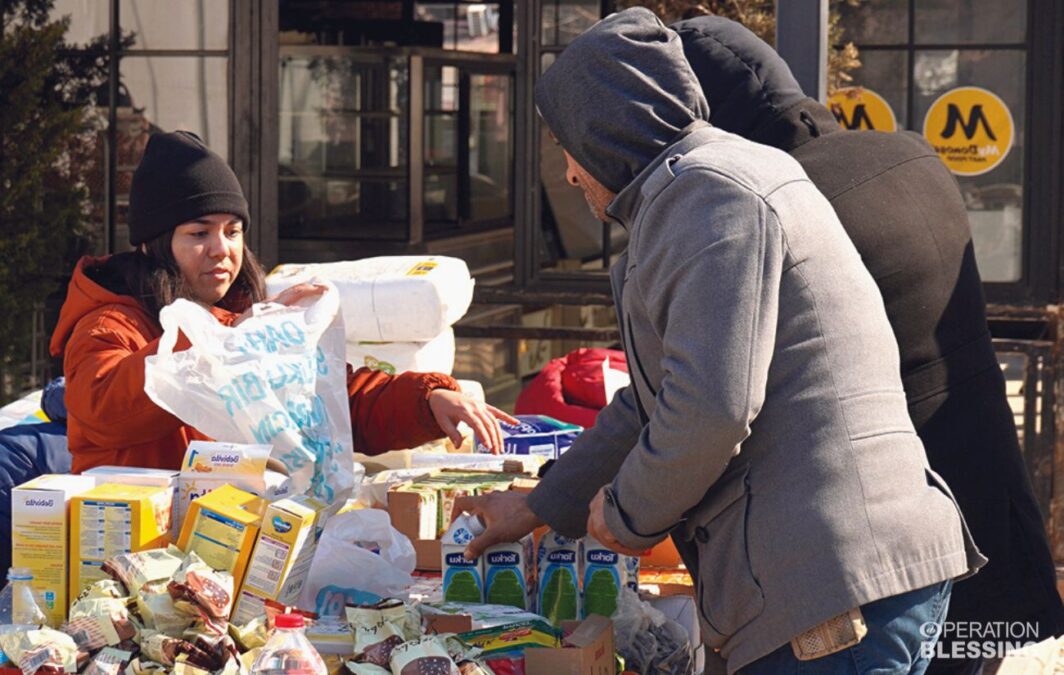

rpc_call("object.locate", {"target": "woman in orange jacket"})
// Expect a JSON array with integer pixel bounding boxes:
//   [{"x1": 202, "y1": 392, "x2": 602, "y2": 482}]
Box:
[{"x1": 49, "y1": 130, "x2": 513, "y2": 473}]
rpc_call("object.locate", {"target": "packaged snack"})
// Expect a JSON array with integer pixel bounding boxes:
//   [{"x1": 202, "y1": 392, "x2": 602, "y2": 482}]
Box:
[
  {"x1": 483, "y1": 537, "x2": 534, "y2": 610},
  {"x1": 11, "y1": 474, "x2": 95, "y2": 625},
  {"x1": 474, "y1": 415, "x2": 582, "y2": 459},
  {"x1": 456, "y1": 620, "x2": 560, "y2": 658},
  {"x1": 305, "y1": 617, "x2": 355, "y2": 656},
  {"x1": 74, "y1": 579, "x2": 128, "y2": 602},
  {"x1": 69, "y1": 484, "x2": 171, "y2": 598},
  {"x1": 167, "y1": 553, "x2": 235, "y2": 622},
  {"x1": 62, "y1": 614, "x2": 122, "y2": 651},
  {"x1": 68, "y1": 596, "x2": 130, "y2": 621},
  {"x1": 228, "y1": 616, "x2": 270, "y2": 651},
  {"x1": 347, "y1": 600, "x2": 420, "y2": 668},
  {"x1": 82, "y1": 647, "x2": 134, "y2": 675},
  {"x1": 124, "y1": 657, "x2": 170, "y2": 674},
  {"x1": 388, "y1": 637, "x2": 458, "y2": 675},
  {"x1": 441, "y1": 515, "x2": 484, "y2": 604},
  {"x1": 353, "y1": 622, "x2": 405, "y2": 669},
  {"x1": 419, "y1": 602, "x2": 545, "y2": 631},
  {"x1": 103, "y1": 547, "x2": 185, "y2": 596},
  {"x1": 344, "y1": 662, "x2": 391, "y2": 675},
  {"x1": 136, "y1": 580, "x2": 194, "y2": 636},
  {"x1": 345, "y1": 600, "x2": 421, "y2": 643},
  {"x1": 0, "y1": 627, "x2": 79, "y2": 674},
  {"x1": 581, "y1": 536, "x2": 626, "y2": 619},
  {"x1": 536, "y1": 532, "x2": 581, "y2": 624}
]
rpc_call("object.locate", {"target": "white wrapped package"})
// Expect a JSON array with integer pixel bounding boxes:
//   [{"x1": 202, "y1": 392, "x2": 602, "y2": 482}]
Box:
[
  {"x1": 346, "y1": 328, "x2": 455, "y2": 375},
  {"x1": 267, "y1": 256, "x2": 475, "y2": 342}
]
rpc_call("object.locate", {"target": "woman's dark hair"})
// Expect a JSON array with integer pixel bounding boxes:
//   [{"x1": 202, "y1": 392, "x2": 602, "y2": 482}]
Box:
[{"x1": 94, "y1": 228, "x2": 266, "y2": 321}]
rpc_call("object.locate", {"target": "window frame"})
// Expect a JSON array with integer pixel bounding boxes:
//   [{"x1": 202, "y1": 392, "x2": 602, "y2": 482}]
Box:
[{"x1": 840, "y1": 0, "x2": 1062, "y2": 306}]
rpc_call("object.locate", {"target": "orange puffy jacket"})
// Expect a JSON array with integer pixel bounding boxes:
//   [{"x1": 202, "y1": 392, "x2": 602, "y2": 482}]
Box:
[{"x1": 49, "y1": 256, "x2": 459, "y2": 472}]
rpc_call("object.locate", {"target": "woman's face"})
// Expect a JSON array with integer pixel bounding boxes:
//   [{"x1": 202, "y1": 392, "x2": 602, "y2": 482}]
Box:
[{"x1": 171, "y1": 213, "x2": 244, "y2": 305}]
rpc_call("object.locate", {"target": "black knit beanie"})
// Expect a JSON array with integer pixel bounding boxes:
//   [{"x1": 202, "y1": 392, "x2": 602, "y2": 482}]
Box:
[{"x1": 127, "y1": 131, "x2": 250, "y2": 246}]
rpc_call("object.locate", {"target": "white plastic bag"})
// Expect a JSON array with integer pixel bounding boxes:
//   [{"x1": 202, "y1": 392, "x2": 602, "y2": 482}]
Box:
[
  {"x1": 144, "y1": 285, "x2": 358, "y2": 506},
  {"x1": 299, "y1": 509, "x2": 416, "y2": 617}
]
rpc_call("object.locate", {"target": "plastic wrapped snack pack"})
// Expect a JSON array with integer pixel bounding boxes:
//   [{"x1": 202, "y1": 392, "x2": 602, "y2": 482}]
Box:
[{"x1": 145, "y1": 285, "x2": 359, "y2": 508}]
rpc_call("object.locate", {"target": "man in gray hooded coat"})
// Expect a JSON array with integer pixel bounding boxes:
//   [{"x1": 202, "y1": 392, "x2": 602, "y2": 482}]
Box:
[{"x1": 458, "y1": 9, "x2": 985, "y2": 674}]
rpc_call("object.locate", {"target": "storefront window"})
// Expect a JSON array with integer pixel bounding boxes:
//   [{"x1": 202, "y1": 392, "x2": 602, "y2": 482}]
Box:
[
  {"x1": 415, "y1": 2, "x2": 507, "y2": 53},
  {"x1": 839, "y1": 0, "x2": 1028, "y2": 283},
  {"x1": 278, "y1": 53, "x2": 410, "y2": 241},
  {"x1": 47, "y1": 0, "x2": 231, "y2": 253}
]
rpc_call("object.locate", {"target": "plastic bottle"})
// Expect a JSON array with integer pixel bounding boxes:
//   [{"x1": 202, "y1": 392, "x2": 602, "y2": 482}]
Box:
[
  {"x1": 0, "y1": 568, "x2": 46, "y2": 626},
  {"x1": 252, "y1": 613, "x2": 328, "y2": 675}
]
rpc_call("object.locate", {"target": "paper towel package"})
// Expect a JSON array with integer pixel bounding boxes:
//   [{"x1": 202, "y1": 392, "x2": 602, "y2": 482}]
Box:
[
  {"x1": 266, "y1": 256, "x2": 474, "y2": 342},
  {"x1": 346, "y1": 328, "x2": 456, "y2": 375}
]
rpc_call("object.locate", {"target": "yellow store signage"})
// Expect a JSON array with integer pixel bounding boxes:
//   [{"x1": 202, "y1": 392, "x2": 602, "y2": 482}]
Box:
[
  {"x1": 828, "y1": 87, "x2": 897, "y2": 132},
  {"x1": 922, "y1": 87, "x2": 1014, "y2": 176}
]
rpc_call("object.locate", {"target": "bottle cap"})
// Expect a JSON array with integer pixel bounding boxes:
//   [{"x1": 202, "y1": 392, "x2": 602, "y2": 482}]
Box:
[{"x1": 274, "y1": 613, "x2": 305, "y2": 629}]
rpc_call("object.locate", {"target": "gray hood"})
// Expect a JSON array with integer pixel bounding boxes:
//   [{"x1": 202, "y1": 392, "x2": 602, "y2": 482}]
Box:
[{"x1": 534, "y1": 7, "x2": 710, "y2": 194}]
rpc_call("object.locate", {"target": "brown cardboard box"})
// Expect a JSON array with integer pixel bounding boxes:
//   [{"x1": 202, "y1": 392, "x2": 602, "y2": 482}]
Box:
[
  {"x1": 525, "y1": 615, "x2": 616, "y2": 675},
  {"x1": 388, "y1": 488, "x2": 442, "y2": 570}
]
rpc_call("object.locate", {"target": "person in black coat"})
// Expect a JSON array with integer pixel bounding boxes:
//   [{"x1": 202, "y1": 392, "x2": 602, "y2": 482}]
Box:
[{"x1": 671, "y1": 15, "x2": 1064, "y2": 675}]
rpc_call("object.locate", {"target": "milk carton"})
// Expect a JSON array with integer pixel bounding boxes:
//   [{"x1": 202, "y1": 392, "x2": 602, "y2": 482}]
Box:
[
  {"x1": 175, "y1": 441, "x2": 291, "y2": 528},
  {"x1": 11, "y1": 475, "x2": 95, "y2": 626},
  {"x1": 231, "y1": 494, "x2": 329, "y2": 625},
  {"x1": 441, "y1": 514, "x2": 484, "y2": 604},
  {"x1": 82, "y1": 466, "x2": 179, "y2": 538},
  {"x1": 624, "y1": 554, "x2": 640, "y2": 593},
  {"x1": 537, "y1": 532, "x2": 581, "y2": 624},
  {"x1": 484, "y1": 536, "x2": 534, "y2": 610},
  {"x1": 70, "y1": 484, "x2": 172, "y2": 600},
  {"x1": 581, "y1": 536, "x2": 626, "y2": 619}
]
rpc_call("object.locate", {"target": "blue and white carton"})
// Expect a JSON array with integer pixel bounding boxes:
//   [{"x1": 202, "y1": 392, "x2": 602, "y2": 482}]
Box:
[
  {"x1": 442, "y1": 514, "x2": 485, "y2": 604},
  {"x1": 484, "y1": 536, "x2": 535, "y2": 610},
  {"x1": 580, "y1": 536, "x2": 627, "y2": 619},
  {"x1": 537, "y1": 531, "x2": 581, "y2": 625}
]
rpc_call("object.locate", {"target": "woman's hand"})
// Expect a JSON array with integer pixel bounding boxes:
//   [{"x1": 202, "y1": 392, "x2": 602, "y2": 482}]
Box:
[
  {"x1": 233, "y1": 282, "x2": 328, "y2": 326},
  {"x1": 428, "y1": 389, "x2": 520, "y2": 453}
]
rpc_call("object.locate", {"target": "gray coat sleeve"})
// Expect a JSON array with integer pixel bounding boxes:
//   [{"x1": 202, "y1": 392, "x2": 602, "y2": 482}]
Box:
[
  {"x1": 603, "y1": 170, "x2": 784, "y2": 550},
  {"x1": 526, "y1": 383, "x2": 643, "y2": 538}
]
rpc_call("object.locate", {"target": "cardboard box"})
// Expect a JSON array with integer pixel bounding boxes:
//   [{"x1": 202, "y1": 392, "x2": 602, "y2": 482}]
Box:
[
  {"x1": 177, "y1": 484, "x2": 265, "y2": 587},
  {"x1": 525, "y1": 616, "x2": 616, "y2": 675},
  {"x1": 11, "y1": 474, "x2": 95, "y2": 625},
  {"x1": 230, "y1": 494, "x2": 329, "y2": 625},
  {"x1": 484, "y1": 536, "x2": 535, "y2": 610},
  {"x1": 175, "y1": 441, "x2": 291, "y2": 529},
  {"x1": 70, "y1": 484, "x2": 171, "y2": 600},
  {"x1": 82, "y1": 466, "x2": 179, "y2": 538}
]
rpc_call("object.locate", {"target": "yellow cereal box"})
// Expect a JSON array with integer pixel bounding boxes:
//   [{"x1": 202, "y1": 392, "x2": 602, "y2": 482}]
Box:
[
  {"x1": 177, "y1": 484, "x2": 265, "y2": 588},
  {"x1": 69, "y1": 484, "x2": 172, "y2": 601},
  {"x1": 11, "y1": 474, "x2": 95, "y2": 626},
  {"x1": 230, "y1": 494, "x2": 329, "y2": 625}
]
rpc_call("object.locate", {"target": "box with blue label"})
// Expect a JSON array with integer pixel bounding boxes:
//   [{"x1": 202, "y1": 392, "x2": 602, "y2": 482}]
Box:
[
  {"x1": 484, "y1": 536, "x2": 535, "y2": 611},
  {"x1": 475, "y1": 415, "x2": 582, "y2": 459},
  {"x1": 581, "y1": 536, "x2": 627, "y2": 619}
]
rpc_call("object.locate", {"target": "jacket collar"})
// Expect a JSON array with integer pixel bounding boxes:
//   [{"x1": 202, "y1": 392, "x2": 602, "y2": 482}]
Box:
[
  {"x1": 605, "y1": 121, "x2": 714, "y2": 228},
  {"x1": 750, "y1": 99, "x2": 840, "y2": 152}
]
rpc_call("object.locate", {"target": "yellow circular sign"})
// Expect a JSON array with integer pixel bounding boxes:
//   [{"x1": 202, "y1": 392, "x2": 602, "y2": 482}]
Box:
[
  {"x1": 827, "y1": 87, "x2": 897, "y2": 132},
  {"x1": 922, "y1": 86, "x2": 1014, "y2": 176}
]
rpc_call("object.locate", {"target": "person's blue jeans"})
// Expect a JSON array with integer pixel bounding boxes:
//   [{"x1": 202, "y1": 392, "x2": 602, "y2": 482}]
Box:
[{"x1": 739, "y1": 580, "x2": 954, "y2": 675}]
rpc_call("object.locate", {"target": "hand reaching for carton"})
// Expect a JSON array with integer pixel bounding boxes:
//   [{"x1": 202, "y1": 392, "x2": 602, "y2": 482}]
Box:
[
  {"x1": 455, "y1": 492, "x2": 543, "y2": 559},
  {"x1": 428, "y1": 390, "x2": 518, "y2": 454}
]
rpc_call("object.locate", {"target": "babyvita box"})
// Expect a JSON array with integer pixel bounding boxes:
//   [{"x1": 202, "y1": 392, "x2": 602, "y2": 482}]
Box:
[
  {"x1": 231, "y1": 494, "x2": 329, "y2": 626},
  {"x1": 82, "y1": 466, "x2": 179, "y2": 538},
  {"x1": 177, "y1": 484, "x2": 265, "y2": 588},
  {"x1": 175, "y1": 441, "x2": 291, "y2": 529},
  {"x1": 537, "y1": 531, "x2": 581, "y2": 625},
  {"x1": 441, "y1": 514, "x2": 485, "y2": 604},
  {"x1": 484, "y1": 536, "x2": 535, "y2": 611},
  {"x1": 69, "y1": 484, "x2": 172, "y2": 600},
  {"x1": 11, "y1": 474, "x2": 95, "y2": 626}
]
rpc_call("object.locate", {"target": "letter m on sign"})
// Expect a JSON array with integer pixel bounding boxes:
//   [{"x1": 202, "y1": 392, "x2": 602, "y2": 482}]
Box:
[
  {"x1": 940, "y1": 104, "x2": 997, "y2": 141},
  {"x1": 832, "y1": 103, "x2": 875, "y2": 130}
]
